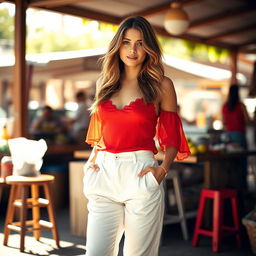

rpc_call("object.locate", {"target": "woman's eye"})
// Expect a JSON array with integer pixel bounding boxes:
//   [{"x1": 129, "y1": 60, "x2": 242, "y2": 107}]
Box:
[
  {"x1": 137, "y1": 41, "x2": 143, "y2": 47},
  {"x1": 122, "y1": 41, "x2": 129, "y2": 45}
]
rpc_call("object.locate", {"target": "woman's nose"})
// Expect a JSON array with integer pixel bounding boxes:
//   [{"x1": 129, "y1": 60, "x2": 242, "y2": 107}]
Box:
[{"x1": 129, "y1": 44, "x2": 136, "y2": 53}]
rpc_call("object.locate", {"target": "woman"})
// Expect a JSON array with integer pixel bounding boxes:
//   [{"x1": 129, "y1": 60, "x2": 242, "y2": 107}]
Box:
[
  {"x1": 222, "y1": 84, "x2": 250, "y2": 190},
  {"x1": 84, "y1": 16, "x2": 190, "y2": 256},
  {"x1": 222, "y1": 84, "x2": 250, "y2": 150}
]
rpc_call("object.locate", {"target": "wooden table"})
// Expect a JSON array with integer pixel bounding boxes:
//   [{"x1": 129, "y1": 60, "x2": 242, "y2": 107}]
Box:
[
  {"x1": 0, "y1": 144, "x2": 90, "y2": 160},
  {"x1": 194, "y1": 150, "x2": 256, "y2": 189},
  {"x1": 46, "y1": 144, "x2": 90, "y2": 156}
]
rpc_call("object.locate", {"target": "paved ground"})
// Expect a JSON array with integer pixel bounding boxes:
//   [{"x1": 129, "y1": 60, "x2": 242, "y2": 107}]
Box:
[{"x1": 0, "y1": 207, "x2": 254, "y2": 256}]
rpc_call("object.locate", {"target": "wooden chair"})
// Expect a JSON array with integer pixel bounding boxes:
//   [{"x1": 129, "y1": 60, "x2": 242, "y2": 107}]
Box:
[
  {"x1": 163, "y1": 170, "x2": 189, "y2": 241},
  {"x1": 3, "y1": 174, "x2": 60, "y2": 252}
]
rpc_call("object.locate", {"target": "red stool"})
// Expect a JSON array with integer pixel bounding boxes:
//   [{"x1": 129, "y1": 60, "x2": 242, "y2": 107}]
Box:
[{"x1": 192, "y1": 188, "x2": 241, "y2": 252}]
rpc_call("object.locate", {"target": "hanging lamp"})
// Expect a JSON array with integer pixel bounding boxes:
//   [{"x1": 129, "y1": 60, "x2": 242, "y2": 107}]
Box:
[{"x1": 164, "y1": 1, "x2": 189, "y2": 35}]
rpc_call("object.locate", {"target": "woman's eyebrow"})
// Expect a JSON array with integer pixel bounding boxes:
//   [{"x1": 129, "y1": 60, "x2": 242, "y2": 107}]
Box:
[{"x1": 122, "y1": 38, "x2": 143, "y2": 42}]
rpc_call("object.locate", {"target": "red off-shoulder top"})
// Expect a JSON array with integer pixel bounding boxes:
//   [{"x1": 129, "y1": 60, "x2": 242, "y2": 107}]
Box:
[
  {"x1": 222, "y1": 103, "x2": 246, "y2": 133},
  {"x1": 86, "y1": 98, "x2": 190, "y2": 160}
]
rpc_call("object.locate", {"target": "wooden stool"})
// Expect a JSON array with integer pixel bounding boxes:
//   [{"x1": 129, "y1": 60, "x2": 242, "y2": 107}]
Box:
[
  {"x1": 3, "y1": 174, "x2": 60, "y2": 252},
  {"x1": 163, "y1": 170, "x2": 189, "y2": 241},
  {"x1": 192, "y1": 188, "x2": 241, "y2": 252}
]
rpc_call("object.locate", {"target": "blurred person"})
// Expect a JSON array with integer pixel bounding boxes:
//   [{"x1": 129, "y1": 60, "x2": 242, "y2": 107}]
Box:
[
  {"x1": 83, "y1": 16, "x2": 190, "y2": 256},
  {"x1": 70, "y1": 91, "x2": 90, "y2": 143},
  {"x1": 31, "y1": 105, "x2": 67, "y2": 144},
  {"x1": 222, "y1": 84, "x2": 250, "y2": 190},
  {"x1": 222, "y1": 84, "x2": 250, "y2": 149}
]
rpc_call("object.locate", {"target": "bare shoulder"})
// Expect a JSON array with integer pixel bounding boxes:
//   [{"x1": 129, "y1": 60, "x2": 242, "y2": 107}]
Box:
[
  {"x1": 159, "y1": 76, "x2": 177, "y2": 111},
  {"x1": 161, "y1": 76, "x2": 175, "y2": 92}
]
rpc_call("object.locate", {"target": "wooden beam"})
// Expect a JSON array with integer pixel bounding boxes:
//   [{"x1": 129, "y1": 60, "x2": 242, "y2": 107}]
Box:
[
  {"x1": 238, "y1": 38, "x2": 256, "y2": 48},
  {"x1": 248, "y1": 61, "x2": 256, "y2": 97},
  {"x1": 38, "y1": 81, "x2": 46, "y2": 102},
  {"x1": 207, "y1": 23, "x2": 256, "y2": 42},
  {"x1": 13, "y1": 0, "x2": 27, "y2": 137},
  {"x1": 124, "y1": 0, "x2": 202, "y2": 17},
  {"x1": 0, "y1": 0, "x2": 15, "y2": 3},
  {"x1": 29, "y1": 0, "x2": 88, "y2": 8},
  {"x1": 230, "y1": 51, "x2": 238, "y2": 84},
  {"x1": 189, "y1": 6, "x2": 256, "y2": 30},
  {"x1": 0, "y1": 80, "x2": 6, "y2": 108},
  {"x1": 238, "y1": 38, "x2": 256, "y2": 53},
  {"x1": 153, "y1": 25, "x2": 236, "y2": 50},
  {"x1": 239, "y1": 47, "x2": 256, "y2": 54},
  {"x1": 26, "y1": 64, "x2": 34, "y2": 108},
  {"x1": 40, "y1": 2, "x2": 237, "y2": 51},
  {"x1": 42, "y1": 5, "x2": 122, "y2": 24},
  {"x1": 239, "y1": 54, "x2": 255, "y2": 66}
]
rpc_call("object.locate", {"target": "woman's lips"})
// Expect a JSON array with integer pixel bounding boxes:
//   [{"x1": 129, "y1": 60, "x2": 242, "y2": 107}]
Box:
[{"x1": 127, "y1": 56, "x2": 137, "y2": 60}]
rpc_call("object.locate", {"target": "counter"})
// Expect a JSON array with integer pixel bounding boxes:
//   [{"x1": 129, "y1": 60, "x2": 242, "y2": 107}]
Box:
[{"x1": 69, "y1": 161, "x2": 88, "y2": 237}]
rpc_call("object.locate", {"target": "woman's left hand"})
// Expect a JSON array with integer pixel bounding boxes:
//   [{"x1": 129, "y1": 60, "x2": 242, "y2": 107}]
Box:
[{"x1": 138, "y1": 166, "x2": 167, "y2": 184}]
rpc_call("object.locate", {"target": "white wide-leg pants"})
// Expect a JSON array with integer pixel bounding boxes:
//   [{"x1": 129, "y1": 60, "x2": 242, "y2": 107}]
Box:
[{"x1": 83, "y1": 150, "x2": 165, "y2": 256}]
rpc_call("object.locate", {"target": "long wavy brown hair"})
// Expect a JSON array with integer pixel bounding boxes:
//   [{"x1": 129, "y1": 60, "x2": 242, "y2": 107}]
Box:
[
  {"x1": 226, "y1": 84, "x2": 240, "y2": 111},
  {"x1": 90, "y1": 16, "x2": 164, "y2": 113}
]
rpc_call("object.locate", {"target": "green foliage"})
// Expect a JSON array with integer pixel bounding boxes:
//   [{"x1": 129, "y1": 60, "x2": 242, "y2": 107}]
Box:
[
  {"x1": 0, "y1": 8, "x2": 14, "y2": 40},
  {"x1": 158, "y1": 35, "x2": 230, "y2": 63},
  {"x1": 0, "y1": 139, "x2": 10, "y2": 153},
  {"x1": 99, "y1": 22, "x2": 118, "y2": 32},
  {"x1": 26, "y1": 18, "x2": 116, "y2": 54}
]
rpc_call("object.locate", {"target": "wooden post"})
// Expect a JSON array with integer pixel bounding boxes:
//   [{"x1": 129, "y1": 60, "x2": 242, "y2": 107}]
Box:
[
  {"x1": 230, "y1": 51, "x2": 238, "y2": 85},
  {"x1": 39, "y1": 81, "x2": 46, "y2": 103},
  {"x1": 248, "y1": 61, "x2": 256, "y2": 97},
  {"x1": 13, "y1": 0, "x2": 27, "y2": 137}
]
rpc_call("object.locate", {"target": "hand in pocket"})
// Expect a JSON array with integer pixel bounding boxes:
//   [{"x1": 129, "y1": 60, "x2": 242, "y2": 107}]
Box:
[{"x1": 88, "y1": 162, "x2": 100, "y2": 171}]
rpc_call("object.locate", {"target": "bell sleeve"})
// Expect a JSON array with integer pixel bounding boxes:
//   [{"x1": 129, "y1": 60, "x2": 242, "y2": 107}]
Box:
[
  {"x1": 156, "y1": 110, "x2": 190, "y2": 160},
  {"x1": 85, "y1": 111, "x2": 105, "y2": 149}
]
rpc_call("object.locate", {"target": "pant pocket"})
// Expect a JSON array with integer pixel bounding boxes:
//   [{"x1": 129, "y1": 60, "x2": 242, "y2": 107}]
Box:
[
  {"x1": 145, "y1": 157, "x2": 160, "y2": 187},
  {"x1": 83, "y1": 163, "x2": 99, "y2": 197},
  {"x1": 148, "y1": 171, "x2": 160, "y2": 187},
  {"x1": 136, "y1": 159, "x2": 160, "y2": 193}
]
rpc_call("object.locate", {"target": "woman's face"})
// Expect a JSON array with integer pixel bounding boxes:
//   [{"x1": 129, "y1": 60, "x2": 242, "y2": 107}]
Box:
[{"x1": 119, "y1": 28, "x2": 146, "y2": 68}]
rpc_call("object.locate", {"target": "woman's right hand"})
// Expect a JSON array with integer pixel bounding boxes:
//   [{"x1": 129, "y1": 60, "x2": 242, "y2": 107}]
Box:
[
  {"x1": 87, "y1": 147, "x2": 100, "y2": 171},
  {"x1": 88, "y1": 162, "x2": 100, "y2": 171}
]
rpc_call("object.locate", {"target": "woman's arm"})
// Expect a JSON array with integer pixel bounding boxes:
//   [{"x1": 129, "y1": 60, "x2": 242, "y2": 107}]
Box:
[
  {"x1": 138, "y1": 77, "x2": 179, "y2": 183},
  {"x1": 160, "y1": 76, "x2": 177, "y2": 112},
  {"x1": 158, "y1": 77, "x2": 178, "y2": 170}
]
